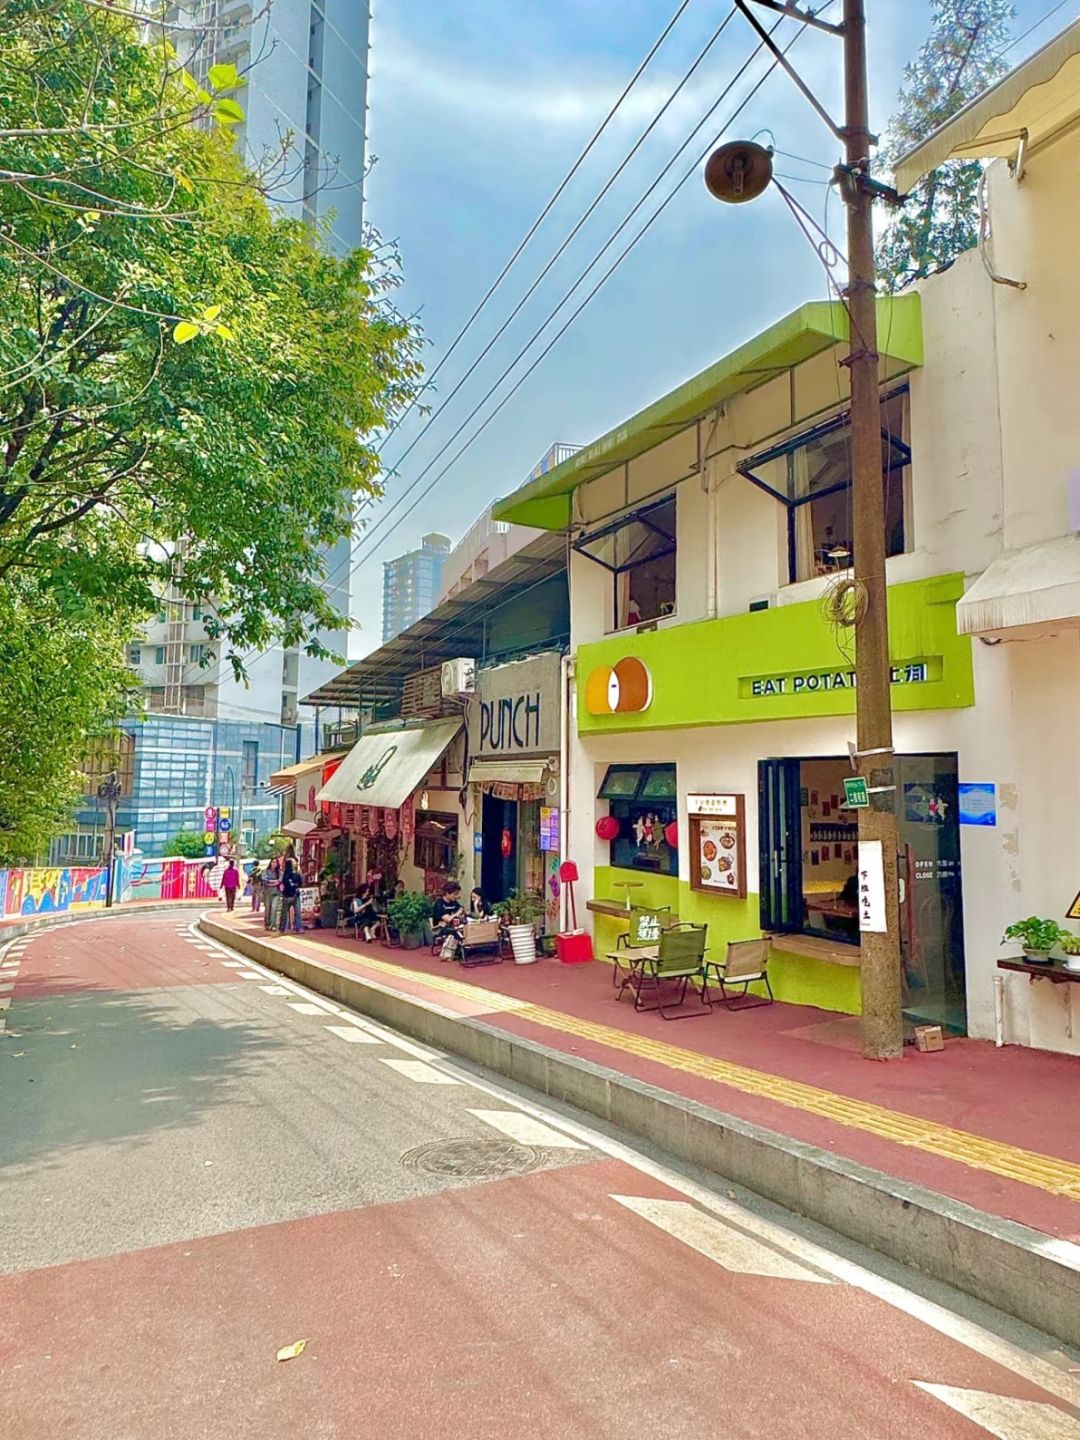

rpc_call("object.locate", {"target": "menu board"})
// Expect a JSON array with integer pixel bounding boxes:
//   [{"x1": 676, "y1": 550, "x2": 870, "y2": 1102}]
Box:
[
  {"x1": 687, "y1": 793, "x2": 746, "y2": 899},
  {"x1": 300, "y1": 887, "x2": 320, "y2": 926}
]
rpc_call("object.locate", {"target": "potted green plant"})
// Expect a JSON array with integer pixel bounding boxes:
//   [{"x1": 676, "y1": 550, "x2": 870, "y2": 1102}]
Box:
[
  {"x1": 1001, "y1": 916, "x2": 1064, "y2": 963},
  {"x1": 318, "y1": 850, "x2": 344, "y2": 927},
  {"x1": 388, "y1": 891, "x2": 434, "y2": 950},
  {"x1": 1060, "y1": 933, "x2": 1080, "y2": 972},
  {"x1": 493, "y1": 891, "x2": 545, "y2": 965}
]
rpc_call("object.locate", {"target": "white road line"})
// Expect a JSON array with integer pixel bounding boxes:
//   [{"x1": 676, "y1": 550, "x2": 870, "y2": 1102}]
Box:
[
  {"x1": 288, "y1": 1001, "x2": 336, "y2": 1016},
  {"x1": 324, "y1": 1024, "x2": 381, "y2": 1045},
  {"x1": 258, "y1": 984, "x2": 289, "y2": 995},
  {"x1": 379, "y1": 1058, "x2": 462, "y2": 1085},
  {"x1": 0, "y1": 983, "x2": 14, "y2": 995},
  {"x1": 611, "y1": 1195, "x2": 831, "y2": 1284},
  {"x1": 436, "y1": 1061, "x2": 1080, "y2": 1410},
  {"x1": 1, "y1": 961, "x2": 19, "y2": 970},
  {"x1": 234, "y1": 971, "x2": 264, "y2": 980},
  {"x1": 914, "y1": 1383, "x2": 1080, "y2": 1438},
  {"x1": 219, "y1": 961, "x2": 246, "y2": 969},
  {"x1": 0, "y1": 999, "x2": 9, "y2": 1012},
  {"x1": 468, "y1": 1109, "x2": 587, "y2": 1150}
]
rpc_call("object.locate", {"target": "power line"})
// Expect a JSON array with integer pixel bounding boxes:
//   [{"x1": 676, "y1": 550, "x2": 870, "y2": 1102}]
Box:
[
  {"x1": 375, "y1": 0, "x2": 699, "y2": 455},
  {"x1": 999, "y1": 0, "x2": 1074, "y2": 56},
  {"x1": 378, "y1": 9, "x2": 739, "y2": 486},
  {"x1": 317, "y1": 16, "x2": 820, "y2": 611}
]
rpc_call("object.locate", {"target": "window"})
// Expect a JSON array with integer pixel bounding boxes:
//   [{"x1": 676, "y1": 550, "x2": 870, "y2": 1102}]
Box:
[
  {"x1": 189, "y1": 643, "x2": 207, "y2": 664},
  {"x1": 191, "y1": 603, "x2": 202, "y2": 621},
  {"x1": 574, "y1": 495, "x2": 677, "y2": 631},
  {"x1": 759, "y1": 758, "x2": 860, "y2": 946},
  {"x1": 148, "y1": 687, "x2": 166, "y2": 709},
  {"x1": 127, "y1": 646, "x2": 142, "y2": 666},
  {"x1": 242, "y1": 739, "x2": 258, "y2": 791},
  {"x1": 597, "y1": 764, "x2": 677, "y2": 877},
  {"x1": 739, "y1": 389, "x2": 910, "y2": 584},
  {"x1": 154, "y1": 646, "x2": 166, "y2": 665}
]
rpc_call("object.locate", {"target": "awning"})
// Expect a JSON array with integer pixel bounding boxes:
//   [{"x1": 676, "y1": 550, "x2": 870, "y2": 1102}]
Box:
[
  {"x1": 468, "y1": 758, "x2": 551, "y2": 787},
  {"x1": 492, "y1": 297, "x2": 922, "y2": 530},
  {"x1": 315, "y1": 719, "x2": 461, "y2": 808},
  {"x1": 956, "y1": 535, "x2": 1080, "y2": 635},
  {"x1": 268, "y1": 751, "x2": 340, "y2": 795},
  {"x1": 280, "y1": 818, "x2": 320, "y2": 839},
  {"x1": 895, "y1": 19, "x2": 1080, "y2": 191}
]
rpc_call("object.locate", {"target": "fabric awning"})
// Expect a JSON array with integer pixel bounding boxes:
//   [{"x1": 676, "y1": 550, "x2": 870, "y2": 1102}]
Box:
[
  {"x1": 895, "y1": 19, "x2": 1080, "y2": 191},
  {"x1": 956, "y1": 535, "x2": 1080, "y2": 635},
  {"x1": 280, "y1": 818, "x2": 320, "y2": 839},
  {"x1": 315, "y1": 719, "x2": 461, "y2": 809},
  {"x1": 468, "y1": 758, "x2": 551, "y2": 786},
  {"x1": 268, "y1": 751, "x2": 340, "y2": 795}
]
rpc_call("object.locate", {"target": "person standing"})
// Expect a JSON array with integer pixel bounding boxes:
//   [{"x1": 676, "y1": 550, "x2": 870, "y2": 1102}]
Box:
[
  {"x1": 263, "y1": 856, "x2": 282, "y2": 931},
  {"x1": 220, "y1": 859, "x2": 241, "y2": 913},
  {"x1": 278, "y1": 857, "x2": 304, "y2": 935}
]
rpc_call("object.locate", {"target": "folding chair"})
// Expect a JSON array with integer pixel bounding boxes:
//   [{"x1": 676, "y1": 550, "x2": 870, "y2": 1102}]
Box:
[
  {"x1": 704, "y1": 938, "x2": 773, "y2": 1010},
  {"x1": 615, "y1": 923, "x2": 710, "y2": 1020},
  {"x1": 608, "y1": 907, "x2": 672, "y2": 990},
  {"x1": 459, "y1": 919, "x2": 503, "y2": 967}
]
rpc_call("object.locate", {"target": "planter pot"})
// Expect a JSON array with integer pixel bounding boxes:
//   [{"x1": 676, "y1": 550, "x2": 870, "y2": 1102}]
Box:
[
  {"x1": 320, "y1": 900, "x2": 339, "y2": 928},
  {"x1": 507, "y1": 922, "x2": 538, "y2": 965},
  {"x1": 1022, "y1": 947, "x2": 1054, "y2": 963},
  {"x1": 1063, "y1": 955, "x2": 1080, "y2": 973},
  {"x1": 401, "y1": 931, "x2": 422, "y2": 951}
]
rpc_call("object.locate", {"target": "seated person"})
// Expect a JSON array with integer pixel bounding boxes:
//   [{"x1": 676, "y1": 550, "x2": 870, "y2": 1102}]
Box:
[
  {"x1": 835, "y1": 872, "x2": 859, "y2": 941},
  {"x1": 347, "y1": 884, "x2": 380, "y2": 941},
  {"x1": 432, "y1": 880, "x2": 466, "y2": 960},
  {"x1": 468, "y1": 887, "x2": 490, "y2": 920}
]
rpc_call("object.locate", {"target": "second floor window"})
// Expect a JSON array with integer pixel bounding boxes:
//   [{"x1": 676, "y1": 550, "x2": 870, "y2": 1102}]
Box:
[
  {"x1": 739, "y1": 389, "x2": 910, "y2": 585},
  {"x1": 574, "y1": 494, "x2": 677, "y2": 631}
]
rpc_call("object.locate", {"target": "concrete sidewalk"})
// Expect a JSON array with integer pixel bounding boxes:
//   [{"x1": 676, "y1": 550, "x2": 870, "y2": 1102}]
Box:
[{"x1": 200, "y1": 912, "x2": 1080, "y2": 1345}]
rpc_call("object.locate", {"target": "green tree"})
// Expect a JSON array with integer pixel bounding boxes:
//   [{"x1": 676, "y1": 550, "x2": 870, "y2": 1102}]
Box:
[
  {"x1": 165, "y1": 829, "x2": 209, "y2": 860},
  {"x1": 0, "y1": 0, "x2": 421, "y2": 666},
  {"x1": 877, "y1": 1, "x2": 1013, "y2": 289}
]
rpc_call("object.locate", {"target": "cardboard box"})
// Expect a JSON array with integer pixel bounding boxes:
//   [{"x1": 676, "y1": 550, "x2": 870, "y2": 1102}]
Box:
[{"x1": 914, "y1": 1024, "x2": 945, "y2": 1053}]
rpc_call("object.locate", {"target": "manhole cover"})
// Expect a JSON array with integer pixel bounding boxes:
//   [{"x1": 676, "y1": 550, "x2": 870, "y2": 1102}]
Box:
[{"x1": 401, "y1": 1138, "x2": 546, "y2": 1179}]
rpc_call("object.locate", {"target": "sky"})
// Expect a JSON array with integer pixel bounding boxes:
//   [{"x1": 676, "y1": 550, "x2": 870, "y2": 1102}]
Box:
[{"x1": 348, "y1": 0, "x2": 1076, "y2": 657}]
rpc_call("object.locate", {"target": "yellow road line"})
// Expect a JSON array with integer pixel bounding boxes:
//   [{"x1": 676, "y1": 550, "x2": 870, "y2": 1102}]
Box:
[{"x1": 287, "y1": 933, "x2": 1080, "y2": 1201}]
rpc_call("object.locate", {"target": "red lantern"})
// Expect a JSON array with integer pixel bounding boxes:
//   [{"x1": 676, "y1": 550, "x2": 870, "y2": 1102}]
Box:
[
  {"x1": 596, "y1": 815, "x2": 620, "y2": 841},
  {"x1": 664, "y1": 821, "x2": 678, "y2": 848},
  {"x1": 501, "y1": 828, "x2": 513, "y2": 858}
]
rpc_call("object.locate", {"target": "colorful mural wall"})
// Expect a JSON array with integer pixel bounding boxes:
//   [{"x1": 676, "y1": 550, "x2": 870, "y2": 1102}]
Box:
[{"x1": 0, "y1": 856, "x2": 252, "y2": 919}]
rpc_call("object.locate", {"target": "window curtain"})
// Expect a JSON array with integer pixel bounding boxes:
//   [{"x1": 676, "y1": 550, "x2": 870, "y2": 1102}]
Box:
[{"x1": 791, "y1": 447, "x2": 816, "y2": 581}]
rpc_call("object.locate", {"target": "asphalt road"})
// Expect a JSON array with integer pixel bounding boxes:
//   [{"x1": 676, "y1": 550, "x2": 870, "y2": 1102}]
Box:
[{"x1": 2, "y1": 912, "x2": 1079, "y2": 1439}]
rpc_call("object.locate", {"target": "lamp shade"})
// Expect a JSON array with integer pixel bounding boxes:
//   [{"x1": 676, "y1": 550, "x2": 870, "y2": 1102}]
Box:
[
  {"x1": 664, "y1": 821, "x2": 678, "y2": 848},
  {"x1": 596, "y1": 816, "x2": 620, "y2": 842}
]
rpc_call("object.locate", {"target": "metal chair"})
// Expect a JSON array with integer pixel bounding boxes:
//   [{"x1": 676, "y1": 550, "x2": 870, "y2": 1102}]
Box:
[
  {"x1": 615, "y1": 923, "x2": 710, "y2": 1020},
  {"x1": 704, "y1": 939, "x2": 773, "y2": 1010}
]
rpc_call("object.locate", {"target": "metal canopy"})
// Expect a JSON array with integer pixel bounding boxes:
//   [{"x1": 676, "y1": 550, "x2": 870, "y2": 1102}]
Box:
[
  {"x1": 492, "y1": 297, "x2": 923, "y2": 531},
  {"x1": 302, "y1": 529, "x2": 567, "y2": 709},
  {"x1": 895, "y1": 19, "x2": 1080, "y2": 192}
]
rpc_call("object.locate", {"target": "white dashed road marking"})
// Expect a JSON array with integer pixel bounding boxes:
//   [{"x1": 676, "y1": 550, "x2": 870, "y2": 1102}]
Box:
[
  {"x1": 610, "y1": 1196, "x2": 832, "y2": 1283},
  {"x1": 324, "y1": 1024, "x2": 381, "y2": 1045},
  {"x1": 378, "y1": 1058, "x2": 462, "y2": 1085},
  {"x1": 258, "y1": 984, "x2": 289, "y2": 995},
  {"x1": 914, "y1": 1384, "x2": 1080, "y2": 1438},
  {"x1": 469, "y1": 1109, "x2": 587, "y2": 1149},
  {"x1": 287, "y1": 1001, "x2": 334, "y2": 1016},
  {"x1": 235, "y1": 971, "x2": 263, "y2": 980},
  {"x1": 220, "y1": 961, "x2": 246, "y2": 969}
]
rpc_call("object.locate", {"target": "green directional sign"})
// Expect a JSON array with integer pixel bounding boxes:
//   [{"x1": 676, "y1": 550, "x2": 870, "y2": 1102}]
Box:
[{"x1": 844, "y1": 776, "x2": 870, "y2": 809}]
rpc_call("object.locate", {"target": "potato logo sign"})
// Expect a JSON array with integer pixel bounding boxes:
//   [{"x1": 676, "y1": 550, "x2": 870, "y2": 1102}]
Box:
[{"x1": 585, "y1": 657, "x2": 652, "y2": 715}]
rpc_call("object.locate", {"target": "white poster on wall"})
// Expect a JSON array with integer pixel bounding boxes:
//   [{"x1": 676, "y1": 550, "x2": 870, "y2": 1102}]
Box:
[{"x1": 857, "y1": 840, "x2": 887, "y2": 933}]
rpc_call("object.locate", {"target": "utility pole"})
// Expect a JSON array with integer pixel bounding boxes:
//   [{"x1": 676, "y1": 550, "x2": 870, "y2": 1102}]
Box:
[
  {"x1": 839, "y1": 0, "x2": 903, "y2": 1060},
  {"x1": 709, "y1": 0, "x2": 905, "y2": 1058},
  {"x1": 97, "y1": 770, "x2": 122, "y2": 909}
]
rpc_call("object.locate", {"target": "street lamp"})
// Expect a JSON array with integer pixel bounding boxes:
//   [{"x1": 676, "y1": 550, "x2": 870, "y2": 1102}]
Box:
[
  {"x1": 96, "y1": 770, "x2": 122, "y2": 908},
  {"x1": 706, "y1": 0, "x2": 904, "y2": 1060}
]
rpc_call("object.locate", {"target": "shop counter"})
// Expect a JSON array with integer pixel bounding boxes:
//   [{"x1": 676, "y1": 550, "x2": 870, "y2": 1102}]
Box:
[
  {"x1": 765, "y1": 933, "x2": 862, "y2": 967},
  {"x1": 997, "y1": 955, "x2": 1080, "y2": 985},
  {"x1": 587, "y1": 898, "x2": 679, "y2": 922}
]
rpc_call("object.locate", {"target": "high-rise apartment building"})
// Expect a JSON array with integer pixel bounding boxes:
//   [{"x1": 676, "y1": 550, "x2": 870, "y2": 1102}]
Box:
[{"x1": 382, "y1": 534, "x2": 451, "y2": 642}]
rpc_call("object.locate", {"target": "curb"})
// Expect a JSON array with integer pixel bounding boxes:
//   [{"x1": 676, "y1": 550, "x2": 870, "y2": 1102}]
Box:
[
  {"x1": 0, "y1": 900, "x2": 210, "y2": 946},
  {"x1": 200, "y1": 916, "x2": 1080, "y2": 1347}
]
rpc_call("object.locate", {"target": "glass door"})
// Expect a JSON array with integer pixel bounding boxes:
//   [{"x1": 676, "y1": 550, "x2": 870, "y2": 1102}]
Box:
[
  {"x1": 758, "y1": 759, "x2": 804, "y2": 933},
  {"x1": 896, "y1": 753, "x2": 967, "y2": 1034}
]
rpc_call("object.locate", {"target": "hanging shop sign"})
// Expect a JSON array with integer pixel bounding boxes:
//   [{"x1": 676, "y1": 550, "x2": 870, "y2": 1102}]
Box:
[
  {"x1": 687, "y1": 793, "x2": 746, "y2": 899},
  {"x1": 585, "y1": 656, "x2": 652, "y2": 715},
  {"x1": 742, "y1": 661, "x2": 936, "y2": 699},
  {"x1": 857, "y1": 841, "x2": 887, "y2": 932},
  {"x1": 540, "y1": 806, "x2": 560, "y2": 853},
  {"x1": 843, "y1": 776, "x2": 870, "y2": 808},
  {"x1": 467, "y1": 652, "x2": 562, "y2": 757}
]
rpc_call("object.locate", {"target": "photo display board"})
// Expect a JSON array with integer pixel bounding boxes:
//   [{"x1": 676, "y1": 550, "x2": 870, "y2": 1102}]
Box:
[{"x1": 687, "y1": 793, "x2": 746, "y2": 899}]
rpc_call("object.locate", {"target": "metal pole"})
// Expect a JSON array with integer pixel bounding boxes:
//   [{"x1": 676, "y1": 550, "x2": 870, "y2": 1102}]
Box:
[{"x1": 842, "y1": 0, "x2": 903, "y2": 1059}]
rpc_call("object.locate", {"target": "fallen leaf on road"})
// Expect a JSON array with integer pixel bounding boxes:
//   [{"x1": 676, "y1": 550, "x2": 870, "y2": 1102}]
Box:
[{"x1": 276, "y1": 1340, "x2": 307, "y2": 1362}]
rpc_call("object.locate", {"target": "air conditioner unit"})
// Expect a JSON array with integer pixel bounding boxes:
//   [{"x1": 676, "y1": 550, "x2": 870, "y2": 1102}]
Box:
[
  {"x1": 748, "y1": 595, "x2": 774, "y2": 613},
  {"x1": 441, "y1": 657, "x2": 476, "y2": 698}
]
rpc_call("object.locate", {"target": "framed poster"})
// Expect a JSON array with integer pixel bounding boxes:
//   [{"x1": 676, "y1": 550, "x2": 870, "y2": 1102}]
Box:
[{"x1": 687, "y1": 793, "x2": 746, "y2": 899}]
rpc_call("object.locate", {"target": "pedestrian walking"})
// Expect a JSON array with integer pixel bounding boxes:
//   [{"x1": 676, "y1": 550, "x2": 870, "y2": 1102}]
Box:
[
  {"x1": 221, "y1": 859, "x2": 240, "y2": 913},
  {"x1": 278, "y1": 857, "x2": 304, "y2": 935}
]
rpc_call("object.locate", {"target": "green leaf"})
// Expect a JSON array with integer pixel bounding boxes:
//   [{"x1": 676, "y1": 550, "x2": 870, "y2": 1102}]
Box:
[
  {"x1": 172, "y1": 320, "x2": 201, "y2": 344},
  {"x1": 180, "y1": 69, "x2": 200, "y2": 94},
  {"x1": 208, "y1": 62, "x2": 240, "y2": 92},
  {"x1": 214, "y1": 98, "x2": 245, "y2": 124}
]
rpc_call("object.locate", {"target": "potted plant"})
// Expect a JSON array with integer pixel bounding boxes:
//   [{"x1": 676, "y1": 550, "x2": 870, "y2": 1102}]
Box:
[
  {"x1": 1001, "y1": 916, "x2": 1064, "y2": 963},
  {"x1": 388, "y1": 891, "x2": 433, "y2": 951},
  {"x1": 318, "y1": 851, "x2": 344, "y2": 928},
  {"x1": 1061, "y1": 933, "x2": 1080, "y2": 972},
  {"x1": 494, "y1": 891, "x2": 545, "y2": 965}
]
